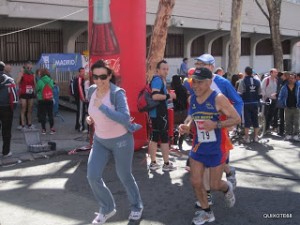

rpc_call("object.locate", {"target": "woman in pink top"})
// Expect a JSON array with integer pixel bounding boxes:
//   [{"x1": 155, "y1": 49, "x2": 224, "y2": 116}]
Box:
[{"x1": 86, "y1": 61, "x2": 143, "y2": 224}]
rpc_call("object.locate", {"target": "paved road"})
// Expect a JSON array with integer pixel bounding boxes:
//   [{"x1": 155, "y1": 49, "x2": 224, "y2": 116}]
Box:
[{"x1": 0, "y1": 108, "x2": 300, "y2": 225}]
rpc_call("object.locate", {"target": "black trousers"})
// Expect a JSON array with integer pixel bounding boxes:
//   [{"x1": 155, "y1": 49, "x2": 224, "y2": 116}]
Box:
[
  {"x1": 265, "y1": 99, "x2": 278, "y2": 130},
  {"x1": 0, "y1": 106, "x2": 13, "y2": 155},
  {"x1": 75, "y1": 97, "x2": 87, "y2": 131},
  {"x1": 38, "y1": 100, "x2": 54, "y2": 130}
]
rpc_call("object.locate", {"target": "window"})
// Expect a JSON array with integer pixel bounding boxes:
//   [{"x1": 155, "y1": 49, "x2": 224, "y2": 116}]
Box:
[
  {"x1": 241, "y1": 38, "x2": 250, "y2": 56},
  {"x1": 256, "y1": 39, "x2": 291, "y2": 55},
  {"x1": 282, "y1": 40, "x2": 291, "y2": 54},
  {"x1": 75, "y1": 31, "x2": 88, "y2": 54},
  {"x1": 146, "y1": 34, "x2": 184, "y2": 58},
  {"x1": 256, "y1": 39, "x2": 273, "y2": 55},
  {"x1": 0, "y1": 28, "x2": 62, "y2": 63},
  {"x1": 191, "y1": 36, "x2": 205, "y2": 57},
  {"x1": 211, "y1": 37, "x2": 223, "y2": 56}
]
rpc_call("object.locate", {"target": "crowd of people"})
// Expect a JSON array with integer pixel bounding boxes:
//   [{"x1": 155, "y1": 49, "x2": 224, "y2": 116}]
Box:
[{"x1": 1, "y1": 54, "x2": 300, "y2": 225}]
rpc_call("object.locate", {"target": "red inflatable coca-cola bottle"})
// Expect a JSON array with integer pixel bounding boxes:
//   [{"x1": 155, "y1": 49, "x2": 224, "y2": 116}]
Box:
[{"x1": 90, "y1": 0, "x2": 121, "y2": 85}]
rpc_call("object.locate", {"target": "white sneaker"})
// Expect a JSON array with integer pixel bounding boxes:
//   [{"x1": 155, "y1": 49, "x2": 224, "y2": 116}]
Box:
[
  {"x1": 128, "y1": 208, "x2": 143, "y2": 220},
  {"x1": 162, "y1": 162, "x2": 177, "y2": 171},
  {"x1": 244, "y1": 136, "x2": 250, "y2": 144},
  {"x1": 226, "y1": 166, "x2": 237, "y2": 189},
  {"x1": 224, "y1": 181, "x2": 236, "y2": 208},
  {"x1": 285, "y1": 135, "x2": 292, "y2": 141},
  {"x1": 293, "y1": 135, "x2": 300, "y2": 142},
  {"x1": 193, "y1": 210, "x2": 215, "y2": 225},
  {"x1": 2, "y1": 152, "x2": 12, "y2": 158},
  {"x1": 92, "y1": 209, "x2": 116, "y2": 224},
  {"x1": 149, "y1": 162, "x2": 161, "y2": 170}
]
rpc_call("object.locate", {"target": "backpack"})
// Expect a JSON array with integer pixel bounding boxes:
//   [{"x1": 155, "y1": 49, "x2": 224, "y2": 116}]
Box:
[
  {"x1": 41, "y1": 81, "x2": 53, "y2": 100},
  {"x1": 137, "y1": 76, "x2": 163, "y2": 112},
  {"x1": 69, "y1": 77, "x2": 79, "y2": 97}
]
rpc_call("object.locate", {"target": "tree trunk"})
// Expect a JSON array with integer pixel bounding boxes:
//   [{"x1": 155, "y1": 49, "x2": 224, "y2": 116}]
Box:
[
  {"x1": 227, "y1": 0, "x2": 243, "y2": 80},
  {"x1": 146, "y1": 0, "x2": 175, "y2": 83},
  {"x1": 255, "y1": 0, "x2": 283, "y2": 71},
  {"x1": 266, "y1": 0, "x2": 283, "y2": 71}
]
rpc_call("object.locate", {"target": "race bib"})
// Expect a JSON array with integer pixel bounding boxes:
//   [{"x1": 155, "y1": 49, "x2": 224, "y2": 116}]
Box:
[
  {"x1": 195, "y1": 120, "x2": 217, "y2": 143},
  {"x1": 25, "y1": 85, "x2": 34, "y2": 94}
]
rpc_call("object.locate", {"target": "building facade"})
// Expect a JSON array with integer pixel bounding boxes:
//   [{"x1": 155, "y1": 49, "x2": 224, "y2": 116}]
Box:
[{"x1": 1, "y1": 0, "x2": 300, "y2": 80}]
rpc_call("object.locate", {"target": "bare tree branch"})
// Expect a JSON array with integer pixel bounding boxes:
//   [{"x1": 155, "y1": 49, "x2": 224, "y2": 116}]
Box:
[{"x1": 255, "y1": 0, "x2": 269, "y2": 20}]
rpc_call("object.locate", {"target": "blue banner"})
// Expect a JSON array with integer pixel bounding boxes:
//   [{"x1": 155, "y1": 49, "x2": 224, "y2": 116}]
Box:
[{"x1": 38, "y1": 53, "x2": 83, "y2": 72}]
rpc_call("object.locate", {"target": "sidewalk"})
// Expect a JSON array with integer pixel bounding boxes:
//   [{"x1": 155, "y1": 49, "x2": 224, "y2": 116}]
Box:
[{"x1": 0, "y1": 106, "x2": 90, "y2": 167}]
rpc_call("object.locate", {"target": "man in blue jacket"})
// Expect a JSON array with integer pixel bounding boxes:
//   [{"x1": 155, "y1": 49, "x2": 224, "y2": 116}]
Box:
[{"x1": 278, "y1": 73, "x2": 300, "y2": 141}]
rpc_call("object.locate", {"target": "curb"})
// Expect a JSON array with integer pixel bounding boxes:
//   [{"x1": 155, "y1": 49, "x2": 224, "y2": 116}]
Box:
[{"x1": 0, "y1": 149, "x2": 68, "y2": 167}]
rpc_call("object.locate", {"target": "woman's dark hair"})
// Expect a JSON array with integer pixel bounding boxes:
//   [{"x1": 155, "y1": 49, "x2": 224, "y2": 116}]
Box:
[
  {"x1": 91, "y1": 60, "x2": 116, "y2": 84},
  {"x1": 171, "y1": 75, "x2": 182, "y2": 89},
  {"x1": 39, "y1": 68, "x2": 51, "y2": 78},
  {"x1": 231, "y1": 74, "x2": 239, "y2": 88}
]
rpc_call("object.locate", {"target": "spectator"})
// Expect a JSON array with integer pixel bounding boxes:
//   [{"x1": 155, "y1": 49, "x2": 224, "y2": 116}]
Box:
[
  {"x1": 72, "y1": 67, "x2": 87, "y2": 132},
  {"x1": 183, "y1": 67, "x2": 195, "y2": 96},
  {"x1": 4, "y1": 61, "x2": 13, "y2": 77},
  {"x1": 148, "y1": 60, "x2": 177, "y2": 171},
  {"x1": 234, "y1": 73, "x2": 244, "y2": 90},
  {"x1": 0, "y1": 61, "x2": 18, "y2": 157},
  {"x1": 179, "y1": 57, "x2": 188, "y2": 78},
  {"x1": 278, "y1": 73, "x2": 300, "y2": 141},
  {"x1": 238, "y1": 66, "x2": 262, "y2": 143},
  {"x1": 171, "y1": 75, "x2": 188, "y2": 150},
  {"x1": 277, "y1": 71, "x2": 289, "y2": 136},
  {"x1": 16, "y1": 61, "x2": 36, "y2": 130},
  {"x1": 261, "y1": 68, "x2": 278, "y2": 133},
  {"x1": 214, "y1": 67, "x2": 224, "y2": 77},
  {"x1": 36, "y1": 69, "x2": 55, "y2": 135}
]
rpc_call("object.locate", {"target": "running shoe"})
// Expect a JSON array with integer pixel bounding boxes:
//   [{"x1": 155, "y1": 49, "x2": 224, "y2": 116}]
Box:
[
  {"x1": 2, "y1": 152, "x2": 12, "y2": 158},
  {"x1": 41, "y1": 129, "x2": 46, "y2": 135},
  {"x1": 128, "y1": 208, "x2": 143, "y2": 220},
  {"x1": 192, "y1": 210, "x2": 215, "y2": 225},
  {"x1": 92, "y1": 209, "x2": 116, "y2": 224},
  {"x1": 226, "y1": 166, "x2": 237, "y2": 189},
  {"x1": 162, "y1": 162, "x2": 177, "y2": 171},
  {"x1": 49, "y1": 128, "x2": 56, "y2": 135},
  {"x1": 244, "y1": 136, "x2": 250, "y2": 143},
  {"x1": 28, "y1": 124, "x2": 35, "y2": 129},
  {"x1": 195, "y1": 193, "x2": 213, "y2": 208},
  {"x1": 285, "y1": 135, "x2": 292, "y2": 141},
  {"x1": 293, "y1": 135, "x2": 300, "y2": 142},
  {"x1": 149, "y1": 162, "x2": 161, "y2": 170},
  {"x1": 224, "y1": 181, "x2": 236, "y2": 208}
]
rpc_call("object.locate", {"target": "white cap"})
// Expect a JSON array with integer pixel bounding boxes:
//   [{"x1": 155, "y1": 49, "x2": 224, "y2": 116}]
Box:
[{"x1": 0, "y1": 61, "x2": 5, "y2": 67}]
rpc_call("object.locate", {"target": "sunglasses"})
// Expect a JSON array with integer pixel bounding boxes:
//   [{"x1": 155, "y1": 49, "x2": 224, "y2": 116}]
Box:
[{"x1": 92, "y1": 74, "x2": 109, "y2": 80}]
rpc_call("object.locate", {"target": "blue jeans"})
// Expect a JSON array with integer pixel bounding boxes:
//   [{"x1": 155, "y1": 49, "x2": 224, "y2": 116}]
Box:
[{"x1": 87, "y1": 132, "x2": 143, "y2": 214}]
